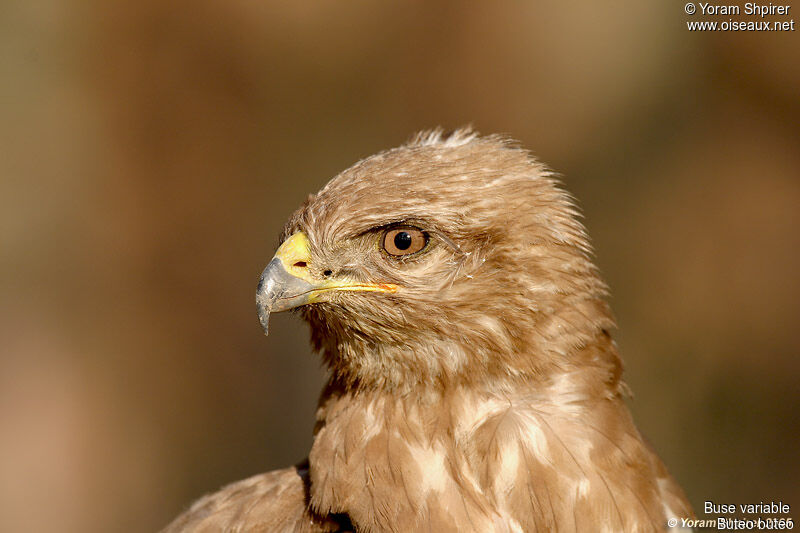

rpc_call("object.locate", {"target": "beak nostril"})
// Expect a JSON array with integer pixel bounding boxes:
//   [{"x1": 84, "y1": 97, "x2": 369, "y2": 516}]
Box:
[
  {"x1": 323, "y1": 270, "x2": 333, "y2": 277},
  {"x1": 293, "y1": 261, "x2": 307, "y2": 268}
]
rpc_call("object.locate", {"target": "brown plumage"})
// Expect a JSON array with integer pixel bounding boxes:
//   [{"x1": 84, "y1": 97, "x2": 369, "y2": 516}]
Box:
[{"x1": 164, "y1": 129, "x2": 693, "y2": 532}]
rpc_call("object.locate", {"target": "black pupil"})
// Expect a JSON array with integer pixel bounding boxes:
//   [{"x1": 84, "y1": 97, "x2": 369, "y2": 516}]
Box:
[{"x1": 393, "y1": 231, "x2": 412, "y2": 250}]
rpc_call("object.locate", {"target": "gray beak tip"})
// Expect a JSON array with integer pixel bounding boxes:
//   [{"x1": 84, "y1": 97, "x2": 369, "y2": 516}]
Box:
[
  {"x1": 259, "y1": 310, "x2": 270, "y2": 336},
  {"x1": 256, "y1": 289, "x2": 272, "y2": 336},
  {"x1": 256, "y1": 257, "x2": 314, "y2": 336},
  {"x1": 256, "y1": 257, "x2": 316, "y2": 336}
]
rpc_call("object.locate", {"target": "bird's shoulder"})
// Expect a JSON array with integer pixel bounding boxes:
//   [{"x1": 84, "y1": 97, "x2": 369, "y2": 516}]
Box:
[{"x1": 161, "y1": 463, "x2": 346, "y2": 533}]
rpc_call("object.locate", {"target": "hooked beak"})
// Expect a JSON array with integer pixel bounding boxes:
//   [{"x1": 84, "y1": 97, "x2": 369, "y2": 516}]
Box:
[{"x1": 256, "y1": 232, "x2": 397, "y2": 335}]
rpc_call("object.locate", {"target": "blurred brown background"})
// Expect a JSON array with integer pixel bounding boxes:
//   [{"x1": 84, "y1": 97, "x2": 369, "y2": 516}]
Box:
[{"x1": 1, "y1": 1, "x2": 798, "y2": 531}]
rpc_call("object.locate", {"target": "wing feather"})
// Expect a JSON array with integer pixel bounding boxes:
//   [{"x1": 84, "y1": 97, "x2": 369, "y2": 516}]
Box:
[{"x1": 161, "y1": 464, "x2": 347, "y2": 533}]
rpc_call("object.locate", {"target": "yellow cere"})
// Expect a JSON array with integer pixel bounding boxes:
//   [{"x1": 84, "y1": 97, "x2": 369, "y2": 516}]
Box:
[{"x1": 275, "y1": 232, "x2": 313, "y2": 280}]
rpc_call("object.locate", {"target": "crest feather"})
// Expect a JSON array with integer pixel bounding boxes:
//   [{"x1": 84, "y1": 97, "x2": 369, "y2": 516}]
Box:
[{"x1": 407, "y1": 126, "x2": 479, "y2": 148}]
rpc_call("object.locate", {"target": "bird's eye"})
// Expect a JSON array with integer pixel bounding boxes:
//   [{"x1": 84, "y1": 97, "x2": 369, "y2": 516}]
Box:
[{"x1": 382, "y1": 227, "x2": 427, "y2": 256}]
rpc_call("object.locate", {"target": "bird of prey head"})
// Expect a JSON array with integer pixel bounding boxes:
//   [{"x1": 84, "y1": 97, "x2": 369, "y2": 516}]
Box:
[
  {"x1": 167, "y1": 129, "x2": 693, "y2": 532},
  {"x1": 257, "y1": 128, "x2": 615, "y2": 391}
]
